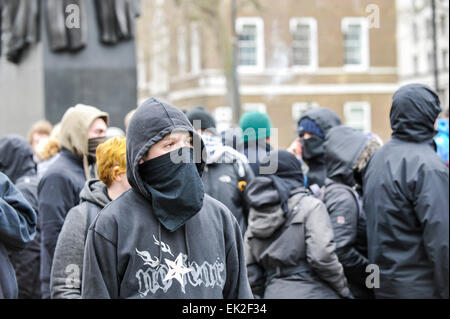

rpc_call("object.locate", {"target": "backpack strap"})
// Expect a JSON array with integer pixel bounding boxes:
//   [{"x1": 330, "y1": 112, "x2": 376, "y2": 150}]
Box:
[{"x1": 323, "y1": 183, "x2": 364, "y2": 218}]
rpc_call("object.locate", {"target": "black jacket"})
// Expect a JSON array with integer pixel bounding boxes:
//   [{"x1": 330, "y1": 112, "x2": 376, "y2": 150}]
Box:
[
  {"x1": 299, "y1": 108, "x2": 341, "y2": 187},
  {"x1": 244, "y1": 177, "x2": 350, "y2": 299},
  {"x1": 38, "y1": 148, "x2": 86, "y2": 299},
  {"x1": 201, "y1": 140, "x2": 254, "y2": 235},
  {"x1": 0, "y1": 172, "x2": 37, "y2": 299},
  {"x1": 363, "y1": 84, "x2": 449, "y2": 299},
  {"x1": 322, "y1": 126, "x2": 374, "y2": 299},
  {"x1": 0, "y1": 135, "x2": 41, "y2": 299}
]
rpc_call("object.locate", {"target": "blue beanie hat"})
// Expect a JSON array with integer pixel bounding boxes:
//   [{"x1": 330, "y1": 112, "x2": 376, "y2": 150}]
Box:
[{"x1": 298, "y1": 118, "x2": 324, "y2": 138}]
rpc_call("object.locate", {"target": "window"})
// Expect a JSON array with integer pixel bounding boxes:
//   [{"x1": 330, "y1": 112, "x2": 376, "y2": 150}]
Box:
[
  {"x1": 177, "y1": 26, "x2": 187, "y2": 75},
  {"x1": 214, "y1": 107, "x2": 232, "y2": 133},
  {"x1": 412, "y1": 22, "x2": 418, "y2": 42},
  {"x1": 190, "y1": 22, "x2": 201, "y2": 74},
  {"x1": 292, "y1": 102, "x2": 319, "y2": 123},
  {"x1": 242, "y1": 103, "x2": 267, "y2": 114},
  {"x1": 344, "y1": 102, "x2": 371, "y2": 133},
  {"x1": 413, "y1": 55, "x2": 419, "y2": 75},
  {"x1": 426, "y1": 18, "x2": 433, "y2": 39},
  {"x1": 290, "y1": 18, "x2": 318, "y2": 69},
  {"x1": 441, "y1": 14, "x2": 448, "y2": 37},
  {"x1": 151, "y1": 6, "x2": 169, "y2": 94},
  {"x1": 236, "y1": 17, "x2": 265, "y2": 71},
  {"x1": 428, "y1": 51, "x2": 435, "y2": 72},
  {"x1": 342, "y1": 18, "x2": 369, "y2": 70},
  {"x1": 443, "y1": 49, "x2": 448, "y2": 70}
]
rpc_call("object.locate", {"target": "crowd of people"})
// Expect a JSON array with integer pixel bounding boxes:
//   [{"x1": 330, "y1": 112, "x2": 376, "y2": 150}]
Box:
[{"x1": 0, "y1": 83, "x2": 448, "y2": 299}]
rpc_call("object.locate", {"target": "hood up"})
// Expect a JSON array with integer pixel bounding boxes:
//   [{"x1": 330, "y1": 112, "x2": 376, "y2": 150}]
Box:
[
  {"x1": 79, "y1": 179, "x2": 111, "y2": 208},
  {"x1": 126, "y1": 97, "x2": 206, "y2": 202},
  {"x1": 390, "y1": 84, "x2": 441, "y2": 143},
  {"x1": 324, "y1": 126, "x2": 370, "y2": 186},
  {"x1": 299, "y1": 107, "x2": 342, "y2": 137},
  {"x1": 0, "y1": 135, "x2": 36, "y2": 183},
  {"x1": 59, "y1": 104, "x2": 109, "y2": 157}
]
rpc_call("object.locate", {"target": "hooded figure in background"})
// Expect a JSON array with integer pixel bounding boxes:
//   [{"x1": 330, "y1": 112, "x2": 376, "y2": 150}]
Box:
[
  {"x1": 51, "y1": 137, "x2": 130, "y2": 299},
  {"x1": 38, "y1": 104, "x2": 108, "y2": 299},
  {"x1": 363, "y1": 84, "x2": 449, "y2": 299},
  {"x1": 187, "y1": 106, "x2": 254, "y2": 236},
  {"x1": 0, "y1": 135, "x2": 42, "y2": 299},
  {"x1": 81, "y1": 98, "x2": 252, "y2": 299},
  {"x1": 320, "y1": 126, "x2": 382, "y2": 299},
  {"x1": 0, "y1": 172, "x2": 36, "y2": 299},
  {"x1": 298, "y1": 108, "x2": 342, "y2": 188},
  {"x1": 0, "y1": 0, "x2": 39, "y2": 63},
  {"x1": 244, "y1": 150, "x2": 351, "y2": 299}
]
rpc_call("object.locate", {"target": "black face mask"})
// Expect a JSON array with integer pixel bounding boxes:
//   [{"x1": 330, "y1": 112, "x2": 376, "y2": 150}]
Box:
[
  {"x1": 88, "y1": 136, "x2": 107, "y2": 164},
  {"x1": 139, "y1": 147, "x2": 205, "y2": 232},
  {"x1": 301, "y1": 135, "x2": 324, "y2": 162}
]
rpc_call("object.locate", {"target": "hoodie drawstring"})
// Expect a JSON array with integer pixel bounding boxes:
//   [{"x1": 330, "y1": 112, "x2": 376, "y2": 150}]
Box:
[
  {"x1": 184, "y1": 223, "x2": 191, "y2": 265},
  {"x1": 156, "y1": 223, "x2": 162, "y2": 270}
]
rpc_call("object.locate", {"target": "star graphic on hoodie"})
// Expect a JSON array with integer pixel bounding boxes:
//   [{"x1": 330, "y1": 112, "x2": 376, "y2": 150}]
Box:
[{"x1": 163, "y1": 253, "x2": 192, "y2": 290}]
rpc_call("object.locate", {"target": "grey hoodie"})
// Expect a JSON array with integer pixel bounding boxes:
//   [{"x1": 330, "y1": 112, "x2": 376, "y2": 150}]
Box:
[
  {"x1": 50, "y1": 179, "x2": 110, "y2": 299},
  {"x1": 81, "y1": 98, "x2": 253, "y2": 299}
]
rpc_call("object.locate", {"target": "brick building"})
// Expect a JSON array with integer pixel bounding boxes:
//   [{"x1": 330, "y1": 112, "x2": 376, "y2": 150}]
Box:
[{"x1": 136, "y1": 0, "x2": 399, "y2": 148}]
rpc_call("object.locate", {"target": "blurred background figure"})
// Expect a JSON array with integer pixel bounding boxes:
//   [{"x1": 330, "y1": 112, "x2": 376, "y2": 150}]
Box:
[
  {"x1": 244, "y1": 150, "x2": 351, "y2": 299},
  {"x1": 297, "y1": 108, "x2": 342, "y2": 188},
  {"x1": 36, "y1": 123, "x2": 61, "y2": 179},
  {"x1": 187, "y1": 106, "x2": 254, "y2": 235},
  {"x1": 124, "y1": 109, "x2": 136, "y2": 133},
  {"x1": 106, "y1": 127, "x2": 126, "y2": 139},
  {"x1": 435, "y1": 109, "x2": 449, "y2": 166},
  {"x1": 240, "y1": 111, "x2": 273, "y2": 176},
  {"x1": 27, "y1": 120, "x2": 53, "y2": 163},
  {"x1": 38, "y1": 104, "x2": 108, "y2": 299},
  {"x1": 0, "y1": 172, "x2": 37, "y2": 299},
  {"x1": 0, "y1": 135, "x2": 41, "y2": 299},
  {"x1": 50, "y1": 136, "x2": 130, "y2": 299}
]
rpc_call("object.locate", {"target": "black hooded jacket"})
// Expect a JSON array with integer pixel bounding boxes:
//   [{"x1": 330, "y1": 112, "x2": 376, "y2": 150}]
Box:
[
  {"x1": 363, "y1": 84, "x2": 449, "y2": 299},
  {"x1": 323, "y1": 126, "x2": 373, "y2": 299},
  {"x1": 0, "y1": 135, "x2": 41, "y2": 299},
  {"x1": 298, "y1": 108, "x2": 341, "y2": 187},
  {"x1": 81, "y1": 98, "x2": 252, "y2": 299}
]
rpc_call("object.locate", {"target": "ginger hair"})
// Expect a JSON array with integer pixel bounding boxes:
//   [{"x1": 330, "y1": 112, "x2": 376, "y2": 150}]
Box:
[{"x1": 96, "y1": 136, "x2": 127, "y2": 187}]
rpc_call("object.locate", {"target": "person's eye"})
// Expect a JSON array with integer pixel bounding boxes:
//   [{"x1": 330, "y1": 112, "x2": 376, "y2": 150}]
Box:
[{"x1": 165, "y1": 143, "x2": 174, "y2": 148}]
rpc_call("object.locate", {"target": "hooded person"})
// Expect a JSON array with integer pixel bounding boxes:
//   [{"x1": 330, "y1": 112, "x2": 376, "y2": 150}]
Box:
[
  {"x1": 244, "y1": 150, "x2": 351, "y2": 299},
  {"x1": 38, "y1": 104, "x2": 109, "y2": 299},
  {"x1": 297, "y1": 108, "x2": 342, "y2": 187},
  {"x1": 186, "y1": 106, "x2": 255, "y2": 235},
  {"x1": 0, "y1": 135, "x2": 42, "y2": 299},
  {"x1": 81, "y1": 98, "x2": 252, "y2": 299},
  {"x1": 0, "y1": 172, "x2": 37, "y2": 299},
  {"x1": 50, "y1": 137, "x2": 130, "y2": 299},
  {"x1": 240, "y1": 111, "x2": 273, "y2": 176},
  {"x1": 363, "y1": 84, "x2": 449, "y2": 299},
  {"x1": 319, "y1": 126, "x2": 382, "y2": 299}
]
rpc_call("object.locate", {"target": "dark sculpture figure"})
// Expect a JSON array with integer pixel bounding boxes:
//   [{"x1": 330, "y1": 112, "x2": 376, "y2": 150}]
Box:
[{"x1": 0, "y1": 0, "x2": 140, "y2": 63}]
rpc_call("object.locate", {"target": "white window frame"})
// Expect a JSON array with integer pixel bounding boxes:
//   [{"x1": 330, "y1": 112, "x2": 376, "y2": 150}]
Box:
[
  {"x1": 236, "y1": 17, "x2": 265, "y2": 73},
  {"x1": 344, "y1": 102, "x2": 371, "y2": 133},
  {"x1": 292, "y1": 102, "x2": 319, "y2": 123},
  {"x1": 190, "y1": 22, "x2": 201, "y2": 74},
  {"x1": 242, "y1": 103, "x2": 267, "y2": 114},
  {"x1": 290, "y1": 18, "x2": 318, "y2": 71},
  {"x1": 342, "y1": 17, "x2": 370, "y2": 72},
  {"x1": 177, "y1": 26, "x2": 187, "y2": 76}
]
